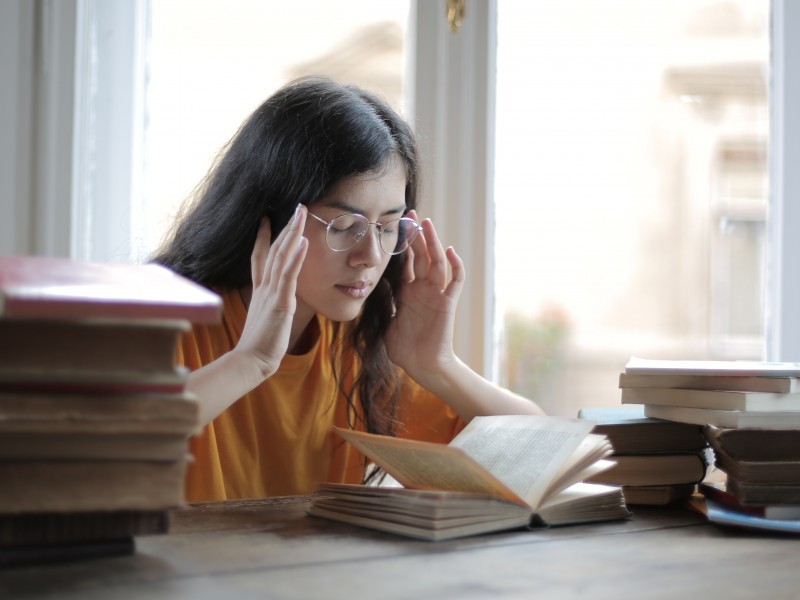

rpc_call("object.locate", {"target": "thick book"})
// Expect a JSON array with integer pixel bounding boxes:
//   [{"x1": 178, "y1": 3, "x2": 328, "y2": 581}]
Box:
[
  {"x1": 586, "y1": 450, "x2": 709, "y2": 487},
  {"x1": 620, "y1": 483, "x2": 696, "y2": 506},
  {"x1": 624, "y1": 356, "x2": 800, "y2": 378},
  {"x1": 704, "y1": 425, "x2": 800, "y2": 461},
  {"x1": 0, "y1": 391, "x2": 200, "y2": 435},
  {"x1": 621, "y1": 387, "x2": 800, "y2": 411},
  {"x1": 0, "y1": 367, "x2": 188, "y2": 395},
  {"x1": 0, "y1": 255, "x2": 221, "y2": 322},
  {"x1": 0, "y1": 318, "x2": 189, "y2": 376},
  {"x1": 699, "y1": 481, "x2": 800, "y2": 520},
  {"x1": 0, "y1": 460, "x2": 188, "y2": 512},
  {"x1": 713, "y1": 446, "x2": 800, "y2": 485},
  {"x1": 0, "y1": 432, "x2": 191, "y2": 461},
  {"x1": 619, "y1": 371, "x2": 800, "y2": 393},
  {"x1": 725, "y1": 477, "x2": 800, "y2": 506},
  {"x1": 308, "y1": 416, "x2": 630, "y2": 541},
  {"x1": 577, "y1": 405, "x2": 707, "y2": 453},
  {"x1": 643, "y1": 403, "x2": 800, "y2": 429}
]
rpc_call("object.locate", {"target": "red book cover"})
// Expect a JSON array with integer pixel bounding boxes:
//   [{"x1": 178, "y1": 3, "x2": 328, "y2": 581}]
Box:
[{"x1": 0, "y1": 256, "x2": 221, "y2": 323}]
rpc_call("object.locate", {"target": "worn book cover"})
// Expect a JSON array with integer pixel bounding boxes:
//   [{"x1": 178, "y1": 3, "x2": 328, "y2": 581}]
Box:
[
  {"x1": 0, "y1": 255, "x2": 221, "y2": 322},
  {"x1": 577, "y1": 405, "x2": 707, "y2": 453},
  {"x1": 0, "y1": 460, "x2": 188, "y2": 512},
  {"x1": 619, "y1": 372, "x2": 800, "y2": 394},
  {"x1": 620, "y1": 483, "x2": 696, "y2": 506},
  {"x1": 621, "y1": 387, "x2": 800, "y2": 411},
  {"x1": 643, "y1": 404, "x2": 800, "y2": 429},
  {"x1": 586, "y1": 450, "x2": 710, "y2": 487},
  {"x1": 704, "y1": 425, "x2": 800, "y2": 461},
  {"x1": 713, "y1": 446, "x2": 800, "y2": 485},
  {"x1": 0, "y1": 318, "x2": 189, "y2": 376}
]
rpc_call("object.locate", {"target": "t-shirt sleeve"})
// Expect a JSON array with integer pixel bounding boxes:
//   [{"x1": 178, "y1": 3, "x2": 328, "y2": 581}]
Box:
[{"x1": 394, "y1": 375, "x2": 466, "y2": 444}]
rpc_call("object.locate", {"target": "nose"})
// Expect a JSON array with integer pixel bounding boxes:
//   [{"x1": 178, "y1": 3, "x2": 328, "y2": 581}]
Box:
[{"x1": 348, "y1": 224, "x2": 382, "y2": 267}]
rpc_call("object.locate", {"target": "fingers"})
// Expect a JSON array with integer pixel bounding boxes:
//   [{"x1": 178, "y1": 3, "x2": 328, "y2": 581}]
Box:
[
  {"x1": 443, "y1": 246, "x2": 465, "y2": 301},
  {"x1": 252, "y1": 205, "x2": 307, "y2": 292},
  {"x1": 269, "y1": 205, "x2": 307, "y2": 288},
  {"x1": 420, "y1": 219, "x2": 448, "y2": 288},
  {"x1": 251, "y1": 217, "x2": 272, "y2": 288}
]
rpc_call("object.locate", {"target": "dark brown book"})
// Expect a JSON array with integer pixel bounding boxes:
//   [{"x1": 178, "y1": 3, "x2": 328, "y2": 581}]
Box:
[
  {"x1": 704, "y1": 425, "x2": 800, "y2": 461},
  {"x1": 621, "y1": 483, "x2": 696, "y2": 506},
  {"x1": 0, "y1": 461, "x2": 188, "y2": 512},
  {"x1": 0, "y1": 432, "x2": 190, "y2": 461},
  {"x1": 577, "y1": 405, "x2": 707, "y2": 453},
  {"x1": 0, "y1": 318, "x2": 188, "y2": 376},
  {"x1": 713, "y1": 446, "x2": 800, "y2": 485},
  {"x1": 0, "y1": 391, "x2": 199, "y2": 435},
  {"x1": 725, "y1": 477, "x2": 800, "y2": 506},
  {"x1": 0, "y1": 367, "x2": 188, "y2": 394}
]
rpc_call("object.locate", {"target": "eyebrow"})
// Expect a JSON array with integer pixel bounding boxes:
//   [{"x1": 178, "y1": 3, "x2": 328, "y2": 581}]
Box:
[{"x1": 321, "y1": 200, "x2": 407, "y2": 218}]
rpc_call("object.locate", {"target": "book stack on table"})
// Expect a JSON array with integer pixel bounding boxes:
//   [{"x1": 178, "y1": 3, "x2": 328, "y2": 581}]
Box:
[
  {"x1": 0, "y1": 256, "x2": 221, "y2": 566},
  {"x1": 698, "y1": 426, "x2": 800, "y2": 522},
  {"x1": 577, "y1": 404, "x2": 710, "y2": 505},
  {"x1": 620, "y1": 356, "x2": 800, "y2": 429}
]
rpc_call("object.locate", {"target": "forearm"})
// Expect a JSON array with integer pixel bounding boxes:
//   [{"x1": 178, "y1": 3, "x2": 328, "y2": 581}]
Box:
[
  {"x1": 188, "y1": 350, "x2": 273, "y2": 427},
  {"x1": 415, "y1": 357, "x2": 546, "y2": 421}
]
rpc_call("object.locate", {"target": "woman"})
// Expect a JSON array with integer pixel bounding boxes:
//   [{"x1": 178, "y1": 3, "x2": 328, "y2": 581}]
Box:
[{"x1": 154, "y1": 76, "x2": 544, "y2": 502}]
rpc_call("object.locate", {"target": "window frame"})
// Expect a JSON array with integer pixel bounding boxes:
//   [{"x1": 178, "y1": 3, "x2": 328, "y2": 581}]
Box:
[{"x1": 3, "y1": 0, "x2": 798, "y2": 366}]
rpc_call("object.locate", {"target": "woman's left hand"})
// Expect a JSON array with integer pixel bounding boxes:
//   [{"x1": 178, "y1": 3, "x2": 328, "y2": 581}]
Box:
[{"x1": 385, "y1": 211, "x2": 465, "y2": 388}]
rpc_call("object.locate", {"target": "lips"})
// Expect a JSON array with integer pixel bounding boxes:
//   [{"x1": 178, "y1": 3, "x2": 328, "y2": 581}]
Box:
[{"x1": 335, "y1": 282, "x2": 372, "y2": 299}]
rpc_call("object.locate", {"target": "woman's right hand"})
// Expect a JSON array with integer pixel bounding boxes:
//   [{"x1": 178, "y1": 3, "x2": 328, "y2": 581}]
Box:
[{"x1": 235, "y1": 205, "x2": 308, "y2": 378}]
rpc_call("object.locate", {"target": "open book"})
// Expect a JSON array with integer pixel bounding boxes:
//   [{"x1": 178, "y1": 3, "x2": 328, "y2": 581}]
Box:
[{"x1": 309, "y1": 415, "x2": 630, "y2": 541}]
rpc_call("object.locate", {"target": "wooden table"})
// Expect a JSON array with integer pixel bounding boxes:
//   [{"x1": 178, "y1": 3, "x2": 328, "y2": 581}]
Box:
[{"x1": 1, "y1": 496, "x2": 798, "y2": 599}]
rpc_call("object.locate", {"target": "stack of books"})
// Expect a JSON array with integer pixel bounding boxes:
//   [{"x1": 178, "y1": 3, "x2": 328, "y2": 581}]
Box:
[
  {"x1": 577, "y1": 405, "x2": 709, "y2": 505},
  {"x1": 620, "y1": 356, "x2": 800, "y2": 429},
  {"x1": 0, "y1": 256, "x2": 221, "y2": 565},
  {"x1": 699, "y1": 425, "x2": 800, "y2": 521}
]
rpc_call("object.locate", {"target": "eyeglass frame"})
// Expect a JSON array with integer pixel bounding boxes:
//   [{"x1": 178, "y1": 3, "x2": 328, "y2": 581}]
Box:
[{"x1": 307, "y1": 210, "x2": 422, "y2": 256}]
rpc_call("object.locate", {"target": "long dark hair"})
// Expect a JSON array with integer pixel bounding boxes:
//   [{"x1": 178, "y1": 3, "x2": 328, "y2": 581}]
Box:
[{"x1": 153, "y1": 76, "x2": 418, "y2": 440}]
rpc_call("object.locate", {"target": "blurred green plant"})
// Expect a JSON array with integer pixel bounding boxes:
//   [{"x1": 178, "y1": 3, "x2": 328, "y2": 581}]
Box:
[{"x1": 499, "y1": 306, "x2": 571, "y2": 400}]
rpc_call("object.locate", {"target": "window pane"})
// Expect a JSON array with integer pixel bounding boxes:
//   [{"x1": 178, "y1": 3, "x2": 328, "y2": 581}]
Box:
[
  {"x1": 494, "y1": 0, "x2": 769, "y2": 417},
  {"x1": 139, "y1": 0, "x2": 409, "y2": 260}
]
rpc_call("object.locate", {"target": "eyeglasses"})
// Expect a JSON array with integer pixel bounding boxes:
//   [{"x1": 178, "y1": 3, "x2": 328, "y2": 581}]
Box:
[{"x1": 307, "y1": 211, "x2": 422, "y2": 255}]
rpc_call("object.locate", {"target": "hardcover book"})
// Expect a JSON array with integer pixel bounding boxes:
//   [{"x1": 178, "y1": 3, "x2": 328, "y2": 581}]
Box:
[
  {"x1": 624, "y1": 356, "x2": 800, "y2": 378},
  {"x1": 704, "y1": 425, "x2": 800, "y2": 461},
  {"x1": 577, "y1": 405, "x2": 706, "y2": 453},
  {"x1": 0, "y1": 255, "x2": 221, "y2": 322},
  {"x1": 309, "y1": 415, "x2": 630, "y2": 541},
  {"x1": 621, "y1": 387, "x2": 800, "y2": 411},
  {"x1": 586, "y1": 450, "x2": 710, "y2": 487},
  {"x1": 619, "y1": 372, "x2": 800, "y2": 394},
  {"x1": 643, "y1": 404, "x2": 800, "y2": 429}
]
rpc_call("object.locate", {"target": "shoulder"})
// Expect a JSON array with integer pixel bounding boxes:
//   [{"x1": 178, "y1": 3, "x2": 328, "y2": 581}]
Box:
[{"x1": 177, "y1": 288, "x2": 244, "y2": 369}]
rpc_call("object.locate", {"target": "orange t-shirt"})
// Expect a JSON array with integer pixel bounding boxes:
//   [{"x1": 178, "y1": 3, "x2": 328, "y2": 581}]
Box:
[{"x1": 178, "y1": 289, "x2": 465, "y2": 502}]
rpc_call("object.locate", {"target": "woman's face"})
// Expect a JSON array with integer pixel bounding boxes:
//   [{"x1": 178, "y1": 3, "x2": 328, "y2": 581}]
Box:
[{"x1": 295, "y1": 158, "x2": 408, "y2": 325}]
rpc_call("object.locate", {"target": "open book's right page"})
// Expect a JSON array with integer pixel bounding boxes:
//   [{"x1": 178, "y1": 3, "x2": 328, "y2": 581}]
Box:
[{"x1": 448, "y1": 416, "x2": 608, "y2": 510}]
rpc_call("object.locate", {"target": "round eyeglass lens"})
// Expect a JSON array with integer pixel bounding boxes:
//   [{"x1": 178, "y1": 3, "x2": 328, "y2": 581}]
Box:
[
  {"x1": 325, "y1": 214, "x2": 421, "y2": 255},
  {"x1": 382, "y1": 218, "x2": 420, "y2": 255}
]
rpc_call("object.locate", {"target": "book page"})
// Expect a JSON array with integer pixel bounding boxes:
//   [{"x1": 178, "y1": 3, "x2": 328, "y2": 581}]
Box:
[
  {"x1": 334, "y1": 428, "x2": 526, "y2": 506},
  {"x1": 447, "y1": 415, "x2": 595, "y2": 509}
]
